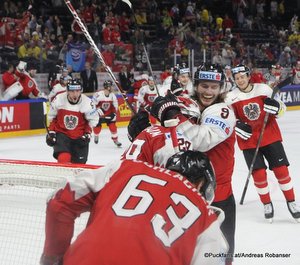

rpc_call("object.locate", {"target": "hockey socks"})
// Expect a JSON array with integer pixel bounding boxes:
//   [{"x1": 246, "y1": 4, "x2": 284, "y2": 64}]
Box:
[
  {"x1": 252, "y1": 168, "x2": 271, "y2": 204},
  {"x1": 273, "y1": 166, "x2": 295, "y2": 202}
]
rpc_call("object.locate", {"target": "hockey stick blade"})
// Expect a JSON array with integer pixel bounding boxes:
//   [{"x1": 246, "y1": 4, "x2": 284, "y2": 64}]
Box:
[{"x1": 121, "y1": 0, "x2": 132, "y2": 8}]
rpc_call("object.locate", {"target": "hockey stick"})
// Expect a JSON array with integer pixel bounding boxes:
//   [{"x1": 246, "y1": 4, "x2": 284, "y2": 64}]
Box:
[
  {"x1": 240, "y1": 76, "x2": 292, "y2": 205},
  {"x1": 64, "y1": 0, "x2": 136, "y2": 114},
  {"x1": 42, "y1": 101, "x2": 50, "y2": 135},
  {"x1": 121, "y1": 0, "x2": 161, "y2": 96},
  {"x1": 165, "y1": 118, "x2": 180, "y2": 153}
]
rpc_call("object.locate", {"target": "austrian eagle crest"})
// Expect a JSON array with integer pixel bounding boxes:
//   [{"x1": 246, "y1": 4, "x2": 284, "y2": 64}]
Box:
[
  {"x1": 64, "y1": 115, "x2": 78, "y2": 130},
  {"x1": 243, "y1": 103, "x2": 260, "y2": 120}
]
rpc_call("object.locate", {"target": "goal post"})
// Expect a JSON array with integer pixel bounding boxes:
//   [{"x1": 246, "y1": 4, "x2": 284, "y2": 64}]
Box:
[{"x1": 0, "y1": 159, "x2": 101, "y2": 265}]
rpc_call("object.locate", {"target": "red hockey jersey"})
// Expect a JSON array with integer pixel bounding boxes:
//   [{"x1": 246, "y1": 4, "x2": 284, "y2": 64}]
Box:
[
  {"x1": 42, "y1": 159, "x2": 226, "y2": 265},
  {"x1": 225, "y1": 83, "x2": 285, "y2": 150}
]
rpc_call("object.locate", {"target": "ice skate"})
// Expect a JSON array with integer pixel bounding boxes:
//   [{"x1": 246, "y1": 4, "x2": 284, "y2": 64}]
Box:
[
  {"x1": 264, "y1": 202, "x2": 274, "y2": 223},
  {"x1": 113, "y1": 140, "x2": 122, "y2": 147},
  {"x1": 94, "y1": 135, "x2": 99, "y2": 144},
  {"x1": 287, "y1": 201, "x2": 300, "y2": 222}
]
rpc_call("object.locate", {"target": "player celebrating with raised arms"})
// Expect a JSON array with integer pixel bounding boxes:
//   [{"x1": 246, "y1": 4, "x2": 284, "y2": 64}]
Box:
[
  {"x1": 46, "y1": 79, "x2": 99, "y2": 164},
  {"x1": 226, "y1": 64, "x2": 300, "y2": 222},
  {"x1": 92, "y1": 80, "x2": 122, "y2": 147},
  {"x1": 40, "y1": 151, "x2": 227, "y2": 265}
]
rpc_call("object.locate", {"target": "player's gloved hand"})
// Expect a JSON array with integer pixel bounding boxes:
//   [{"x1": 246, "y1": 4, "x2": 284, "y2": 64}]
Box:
[
  {"x1": 46, "y1": 131, "x2": 56, "y2": 147},
  {"x1": 235, "y1": 121, "x2": 252, "y2": 140},
  {"x1": 127, "y1": 110, "x2": 151, "y2": 142},
  {"x1": 81, "y1": 133, "x2": 91, "y2": 143},
  {"x1": 40, "y1": 254, "x2": 63, "y2": 265},
  {"x1": 150, "y1": 91, "x2": 181, "y2": 126},
  {"x1": 97, "y1": 108, "x2": 104, "y2": 116},
  {"x1": 263, "y1": 97, "x2": 280, "y2": 115},
  {"x1": 105, "y1": 112, "x2": 116, "y2": 122},
  {"x1": 16, "y1": 61, "x2": 27, "y2": 72},
  {"x1": 170, "y1": 78, "x2": 183, "y2": 96}
]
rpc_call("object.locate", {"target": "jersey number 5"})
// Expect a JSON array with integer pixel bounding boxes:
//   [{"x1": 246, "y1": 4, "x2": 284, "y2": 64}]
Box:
[{"x1": 112, "y1": 175, "x2": 201, "y2": 247}]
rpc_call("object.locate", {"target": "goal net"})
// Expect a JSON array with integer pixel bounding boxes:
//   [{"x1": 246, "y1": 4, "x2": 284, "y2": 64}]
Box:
[{"x1": 0, "y1": 159, "x2": 101, "y2": 265}]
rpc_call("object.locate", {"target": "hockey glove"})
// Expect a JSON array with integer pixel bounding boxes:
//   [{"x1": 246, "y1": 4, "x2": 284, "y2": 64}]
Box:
[
  {"x1": 105, "y1": 113, "x2": 117, "y2": 122},
  {"x1": 235, "y1": 121, "x2": 252, "y2": 140},
  {"x1": 150, "y1": 91, "x2": 181, "y2": 126},
  {"x1": 81, "y1": 133, "x2": 91, "y2": 143},
  {"x1": 263, "y1": 97, "x2": 280, "y2": 115},
  {"x1": 127, "y1": 110, "x2": 151, "y2": 142},
  {"x1": 170, "y1": 78, "x2": 183, "y2": 96},
  {"x1": 46, "y1": 131, "x2": 56, "y2": 147}
]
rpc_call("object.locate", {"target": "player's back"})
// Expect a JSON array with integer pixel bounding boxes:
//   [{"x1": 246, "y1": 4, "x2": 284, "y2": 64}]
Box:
[{"x1": 63, "y1": 159, "x2": 220, "y2": 265}]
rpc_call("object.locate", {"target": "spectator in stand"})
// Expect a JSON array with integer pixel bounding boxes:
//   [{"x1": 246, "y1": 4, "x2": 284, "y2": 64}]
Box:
[
  {"x1": 92, "y1": 80, "x2": 122, "y2": 147},
  {"x1": 168, "y1": 34, "x2": 185, "y2": 65},
  {"x1": 212, "y1": 50, "x2": 223, "y2": 65},
  {"x1": 80, "y1": 62, "x2": 98, "y2": 93},
  {"x1": 135, "y1": 9, "x2": 147, "y2": 25},
  {"x1": 48, "y1": 59, "x2": 64, "y2": 90},
  {"x1": 222, "y1": 44, "x2": 236, "y2": 66},
  {"x1": 224, "y1": 65, "x2": 235, "y2": 92},
  {"x1": 102, "y1": 24, "x2": 112, "y2": 44},
  {"x1": 160, "y1": 65, "x2": 172, "y2": 84},
  {"x1": 101, "y1": 45, "x2": 115, "y2": 69},
  {"x1": 264, "y1": 64, "x2": 283, "y2": 88},
  {"x1": 111, "y1": 25, "x2": 122, "y2": 44},
  {"x1": 250, "y1": 67, "x2": 266, "y2": 84},
  {"x1": 278, "y1": 46, "x2": 292, "y2": 67},
  {"x1": 292, "y1": 61, "x2": 300, "y2": 85},
  {"x1": 118, "y1": 12, "x2": 131, "y2": 42},
  {"x1": 118, "y1": 65, "x2": 134, "y2": 94},
  {"x1": 270, "y1": 0, "x2": 278, "y2": 18},
  {"x1": 222, "y1": 14, "x2": 234, "y2": 30}
]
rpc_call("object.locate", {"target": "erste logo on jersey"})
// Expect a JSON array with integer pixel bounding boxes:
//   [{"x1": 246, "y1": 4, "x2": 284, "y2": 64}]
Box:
[
  {"x1": 204, "y1": 116, "x2": 230, "y2": 135},
  {"x1": 64, "y1": 115, "x2": 78, "y2": 130},
  {"x1": 243, "y1": 102, "x2": 260, "y2": 120},
  {"x1": 101, "y1": 102, "x2": 111, "y2": 111},
  {"x1": 147, "y1": 95, "x2": 156, "y2": 103},
  {"x1": 199, "y1": 71, "x2": 221, "y2": 82}
]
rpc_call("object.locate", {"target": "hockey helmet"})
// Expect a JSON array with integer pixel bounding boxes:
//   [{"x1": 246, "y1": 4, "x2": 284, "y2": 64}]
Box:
[
  {"x1": 67, "y1": 79, "x2": 82, "y2": 91},
  {"x1": 103, "y1": 80, "x2": 113, "y2": 89},
  {"x1": 231, "y1": 64, "x2": 251, "y2": 77},
  {"x1": 166, "y1": 151, "x2": 216, "y2": 203},
  {"x1": 194, "y1": 63, "x2": 224, "y2": 86},
  {"x1": 173, "y1": 62, "x2": 190, "y2": 76},
  {"x1": 177, "y1": 95, "x2": 201, "y2": 123}
]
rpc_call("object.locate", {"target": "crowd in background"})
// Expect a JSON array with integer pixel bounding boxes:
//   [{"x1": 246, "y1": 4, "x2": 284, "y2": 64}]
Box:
[{"x1": 0, "y1": 0, "x2": 299, "y2": 90}]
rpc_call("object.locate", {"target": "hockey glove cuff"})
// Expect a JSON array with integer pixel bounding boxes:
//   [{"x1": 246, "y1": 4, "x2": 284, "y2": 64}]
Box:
[
  {"x1": 235, "y1": 121, "x2": 252, "y2": 140},
  {"x1": 263, "y1": 97, "x2": 280, "y2": 115}
]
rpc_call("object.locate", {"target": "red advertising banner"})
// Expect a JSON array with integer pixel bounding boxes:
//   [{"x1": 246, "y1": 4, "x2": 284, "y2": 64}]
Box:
[
  {"x1": 116, "y1": 94, "x2": 134, "y2": 122},
  {"x1": 0, "y1": 102, "x2": 30, "y2": 132}
]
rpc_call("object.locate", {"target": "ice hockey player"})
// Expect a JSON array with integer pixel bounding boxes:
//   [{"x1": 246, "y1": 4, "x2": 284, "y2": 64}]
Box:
[
  {"x1": 150, "y1": 63, "x2": 237, "y2": 265},
  {"x1": 170, "y1": 62, "x2": 194, "y2": 96},
  {"x1": 137, "y1": 76, "x2": 159, "y2": 123},
  {"x1": 48, "y1": 74, "x2": 71, "y2": 102},
  {"x1": 40, "y1": 151, "x2": 227, "y2": 265},
  {"x1": 10, "y1": 61, "x2": 47, "y2": 100},
  {"x1": 92, "y1": 80, "x2": 122, "y2": 147},
  {"x1": 124, "y1": 95, "x2": 200, "y2": 167},
  {"x1": 46, "y1": 79, "x2": 99, "y2": 164},
  {"x1": 226, "y1": 64, "x2": 300, "y2": 222}
]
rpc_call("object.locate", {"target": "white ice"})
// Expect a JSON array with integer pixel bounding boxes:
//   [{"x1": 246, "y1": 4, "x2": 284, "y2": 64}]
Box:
[{"x1": 1, "y1": 110, "x2": 300, "y2": 265}]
